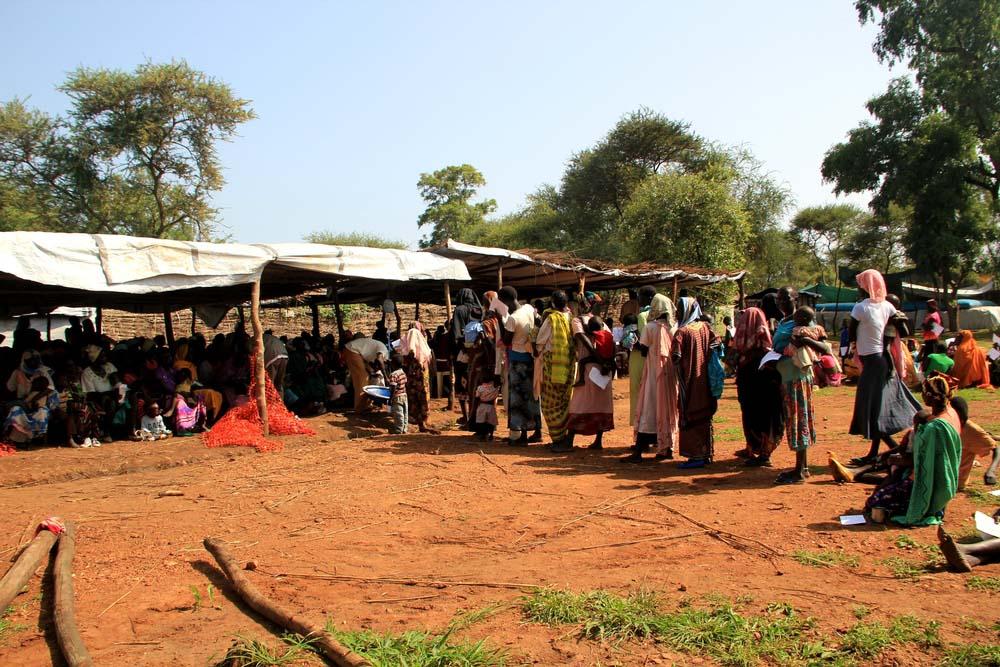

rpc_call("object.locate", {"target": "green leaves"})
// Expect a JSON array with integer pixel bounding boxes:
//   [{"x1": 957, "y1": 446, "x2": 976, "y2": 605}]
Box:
[
  {"x1": 416, "y1": 164, "x2": 497, "y2": 248},
  {"x1": 0, "y1": 60, "x2": 254, "y2": 240}
]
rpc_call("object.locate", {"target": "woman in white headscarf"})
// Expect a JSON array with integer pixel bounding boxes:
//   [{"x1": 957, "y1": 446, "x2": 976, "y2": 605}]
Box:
[{"x1": 623, "y1": 294, "x2": 680, "y2": 463}]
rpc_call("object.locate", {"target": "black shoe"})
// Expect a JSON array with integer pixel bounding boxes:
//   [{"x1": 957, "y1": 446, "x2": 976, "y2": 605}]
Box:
[
  {"x1": 620, "y1": 452, "x2": 644, "y2": 464},
  {"x1": 551, "y1": 442, "x2": 574, "y2": 453},
  {"x1": 655, "y1": 449, "x2": 674, "y2": 461},
  {"x1": 528, "y1": 432, "x2": 543, "y2": 443},
  {"x1": 588, "y1": 441, "x2": 603, "y2": 450},
  {"x1": 744, "y1": 456, "x2": 772, "y2": 467}
]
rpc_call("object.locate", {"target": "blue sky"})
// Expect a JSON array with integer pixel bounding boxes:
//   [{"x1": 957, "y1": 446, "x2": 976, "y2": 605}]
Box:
[{"x1": 1, "y1": 1, "x2": 897, "y2": 247}]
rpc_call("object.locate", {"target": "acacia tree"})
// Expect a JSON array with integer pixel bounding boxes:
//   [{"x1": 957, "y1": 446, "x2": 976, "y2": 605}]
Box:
[
  {"x1": 843, "y1": 202, "x2": 911, "y2": 275},
  {"x1": 789, "y1": 204, "x2": 866, "y2": 284},
  {"x1": 304, "y1": 231, "x2": 408, "y2": 249},
  {"x1": 416, "y1": 164, "x2": 496, "y2": 248},
  {"x1": 0, "y1": 61, "x2": 254, "y2": 240}
]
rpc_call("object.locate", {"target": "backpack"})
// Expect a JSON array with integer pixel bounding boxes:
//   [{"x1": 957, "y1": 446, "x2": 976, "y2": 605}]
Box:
[{"x1": 708, "y1": 345, "x2": 725, "y2": 399}]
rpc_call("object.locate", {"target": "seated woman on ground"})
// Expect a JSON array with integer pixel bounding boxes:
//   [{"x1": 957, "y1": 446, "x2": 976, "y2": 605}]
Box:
[
  {"x1": 3, "y1": 375, "x2": 60, "y2": 445},
  {"x1": 862, "y1": 374, "x2": 962, "y2": 526}
]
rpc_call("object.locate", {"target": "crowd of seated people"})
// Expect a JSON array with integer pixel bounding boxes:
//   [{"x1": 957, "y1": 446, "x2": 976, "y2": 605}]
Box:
[{"x1": 0, "y1": 316, "x2": 397, "y2": 449}]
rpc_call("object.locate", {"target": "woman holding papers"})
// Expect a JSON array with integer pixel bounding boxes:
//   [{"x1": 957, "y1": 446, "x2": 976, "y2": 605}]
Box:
[{"x1": 564, "y1": 292, "x2": 615, "y2": 451}]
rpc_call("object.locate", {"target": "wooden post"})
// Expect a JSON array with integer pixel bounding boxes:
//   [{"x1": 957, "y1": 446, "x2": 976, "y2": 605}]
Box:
[
  {"x1": 672, "y1": 277, "x2": 679, "y2": 303},
  {"x1": 46, "y1": 314, "x2": 52, "y2": 341},
  {"x1": 250, "y1": 280, "x2": 269, "y2": 436},
  {"x1": 0, "y1": 528, "x2": 58, "y2": 612},
  {"x1": 163, "y1": 308, "x2": 175, "y2": 348},
  {"x1": 578, "y1": 274, "x2": 586, "y2": 295},
  {"x1": 333, "y1": 294, "x2": 346, "y2": 346},
  {"x1": 393, "y1": 302, "x2": 402, "y2": 339},
  {"x1": 415, "y1": 301, "x2": 421, "y2": 322},
  {"x1": 737, "y1": 277, "x2": 746, "y2": 310},
  {"x1": 95, "y1": 306, "x2": 102, "y2": 336},
  {"x1": 310, "y1": 303, "x2": 321, "y2": 339},
  {"x1": 190, "y1": 307, "x2": 197, "y2": 336},
  {"x1": 497, "y1": 260, "x2": 504, "y2": 290},
  {"x1": 54, "y1": 523, "x2": 93, "y2": 667},
  {"x1": 444, "y1": 281, "x2": 454, "y2": 410}
]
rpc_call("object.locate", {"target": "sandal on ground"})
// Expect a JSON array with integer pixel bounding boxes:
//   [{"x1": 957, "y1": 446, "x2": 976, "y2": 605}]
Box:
[
  {"x1": 774, "y1": 471, "x2": 805, "y2": 485},
  {"x1": 848, "y1": 455, "x2": 876, "y2": 467}
]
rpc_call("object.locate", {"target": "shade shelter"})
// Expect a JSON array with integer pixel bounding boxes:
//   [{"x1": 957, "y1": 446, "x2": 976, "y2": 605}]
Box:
[
  {"x1": 426, "y1": 239, "x2": 747, "y2": 303},
  {"x1": 0, "y1": 231, "x2": 470, "y2": 433}
]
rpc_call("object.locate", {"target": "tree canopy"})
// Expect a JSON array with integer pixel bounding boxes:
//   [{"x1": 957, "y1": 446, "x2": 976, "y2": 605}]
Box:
[
  {"x1": 304, "y1": 230, "x2": 408, "y2": 250},
  {"x1": 0, "y1": 61, "x2": 255, "y2": 240},
  {"x1": 416, "y1": 164, "x2": 497, "y2": 248},
  {"x1": 822, "y1": 1, "x2": 1000, "y2": 325}
]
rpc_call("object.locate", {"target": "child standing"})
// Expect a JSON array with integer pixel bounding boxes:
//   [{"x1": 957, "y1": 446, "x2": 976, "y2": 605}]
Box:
[
  {"x1": 138, "y1": 401, "x2": 171, "y2": 441},
  {"x1": 388, "y1": 356, "x2": 409, "y2": 435},
  {"x1": 474, "y1": 377, "x2": 500, "y2": 441}
]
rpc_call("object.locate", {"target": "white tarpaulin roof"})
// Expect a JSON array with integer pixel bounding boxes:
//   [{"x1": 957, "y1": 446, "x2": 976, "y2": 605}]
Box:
[
  {"x1": 903, "y1": 280, "x2": 995, "y2": 299},
  {"x1": 0, "y1": 232, "x2": 470, "y2": 315}
]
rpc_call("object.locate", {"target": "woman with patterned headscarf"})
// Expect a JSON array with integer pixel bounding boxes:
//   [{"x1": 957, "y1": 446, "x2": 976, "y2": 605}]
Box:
[
  {"x1": 533, "y1": 290, "x2": 574, "y2": 450},
  {"x1": 672, "y1": 296, "x2": 720, "y2": 468},
  {"x1": 731, "y1": 307, "x2": 784, "y2": 467},
  {"x1": 564, "y1": 291, "x2": 615, "y2": 450},
  {"x1": 849, "y1": 269, "x2": 903, "y2": 465},
  {"x1": 863, "y1": 373, "x2": 962, "y2": 525},
  {"x1": 623, "y1": 294, "x2": 679, "y2": 463}
]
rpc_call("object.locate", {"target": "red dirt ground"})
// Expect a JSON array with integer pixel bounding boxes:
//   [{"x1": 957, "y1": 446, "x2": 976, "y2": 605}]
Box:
[{"x1": 1, "y1": 377, "x2": 998, "y2": 666}]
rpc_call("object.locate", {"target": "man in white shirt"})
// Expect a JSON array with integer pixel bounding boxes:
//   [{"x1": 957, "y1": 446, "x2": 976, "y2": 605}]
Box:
[
  {"x1": 343, "y1": 334, "x2": 389, "y2": 413},
  {"x1": 500, "y1": 286, "x2": 542, "y2": 445}
]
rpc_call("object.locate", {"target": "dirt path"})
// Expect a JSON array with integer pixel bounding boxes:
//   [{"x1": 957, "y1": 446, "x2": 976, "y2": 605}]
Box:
[{"x1": 0, "y1": 379, "x2": 998, "y2": 665}]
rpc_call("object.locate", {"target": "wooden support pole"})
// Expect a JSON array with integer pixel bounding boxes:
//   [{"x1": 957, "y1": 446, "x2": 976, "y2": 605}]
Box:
[
  {"x1": 46, "y1": 314, "x2": 52, "y2": 342},
  {"x1": 672, "y1": 277, "x2": 679, "y2": 303},
  {"x1": 54, "y1": 523, "x2": 93, "y2": 667},
  {"x1": 333, "y1": 294, "x2": 346, "y2": 346},
  {"x1": 444, "y1": 281, "x2": 454, "y2": 410},
  {"x1": 310, "y1": 303, "x2": 321, "y2": 340},
  {"x1": 0, "y1": 528, "x2": 58, "y2": 612},
  {"x1": 497, "y1": 260, "x2": 504, "y2": 290},
  {"x1": 737, "y1": 276, "x2": 745, "y2": 310},
  {"x1": 95, "y1": 307, "x2": 102, "y2": 336},
  {"x1": 414, "y1": 301, "x2": 421, "y2": 322},
  {"x1": 163, "y1": 308, "x2": 175, "y2": 348},
  {"x1": 393, "y1": 302, "x2": 402, "y2": 340},
  {"x1": 204, "y1": 538, "x2": 369, "y2": 667},
  {"x1": 190, "y1": 307, "x2": 197, "y2": 336},
  {"x1": 250, "y1": 280, "x2": 269, "y2": 436}
]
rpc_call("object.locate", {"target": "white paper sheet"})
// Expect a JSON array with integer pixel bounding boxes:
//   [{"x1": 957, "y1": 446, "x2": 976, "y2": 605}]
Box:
[
  {"x1": 588, "y1": 366, "x2": 612, "y2": 389},
  {"x1": 839, "y1": 515, "x2": 866, "y2": 526},
  {"x1": 931, "y1": 322, "x2": 945, "y2": 337},
  {"x1": 759, "y1": 350, "x2": 782, "y2": 369},
  {"x1": 989, "y1": 348, "x2": 1000, "y2": 361},
  {"x1": 988, "y1": 489, "x2": 1000, "y2": 497},
  {"x1": 975, "y1": 511, "x2": 1000, "y2": 540}
]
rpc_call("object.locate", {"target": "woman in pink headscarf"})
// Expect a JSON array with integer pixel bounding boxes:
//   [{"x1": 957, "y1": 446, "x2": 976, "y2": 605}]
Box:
[
  {"x1": 849, "y1": 269, "x2": 906, "y2": 464},
  {"x1": 400, "y1": 323, "x2": 439, "y2": 434}
]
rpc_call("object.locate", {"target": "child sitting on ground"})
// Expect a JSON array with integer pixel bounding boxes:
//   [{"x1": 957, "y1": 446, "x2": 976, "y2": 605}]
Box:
[
  {"x1": 575, "y1": 316, "x2": 616, "y2": 387},
  {"x1": 387, "y1": 355, "x2": 408, "y2": 435},
  {"x1": 474, "y1": 376, "x2": 500, "y2": 441},
  {"x1": 137, "y1": 401, "x2": 171, "y2": 441},
  {"x1": 784, "y1": 306, "x2": 828, "y2": 369}
]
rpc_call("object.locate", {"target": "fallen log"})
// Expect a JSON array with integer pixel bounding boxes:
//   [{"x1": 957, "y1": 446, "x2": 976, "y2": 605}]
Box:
[
  {"x1": 54, "y1": 522, "x2": 93, "y2": 667},
  {"x1": 203, "y1": 538, "x2": 368, "y2": 667},
  {"x1": 0, "y1": 523, "x2": 58, "y2": 612}
]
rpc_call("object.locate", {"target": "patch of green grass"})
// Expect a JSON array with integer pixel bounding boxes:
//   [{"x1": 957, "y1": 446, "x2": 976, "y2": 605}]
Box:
[
  {"x1": 446, "y1": 602, "x2": 508, "y2": 633},
  {"x1": 967, "y1": 576, "x2": 1000, "y2": 593},
  {"x1": 942, "y1": 642, "x2": 1000, "y2": 666},
  {"x1": 882, "y1": 556, "x2": 929, "y2": 579},
  {"x1": 963, "y1": 486, "x2": 996, "y2": 506},
  {"x1": 520, "y1": 588, "x2": 662, "y2": 641},
  {"x1": 214, "y1": 634, "x2": 316, "y2": 667},
  {"x1": 961, "y1": 617, "x2": 987, "y2": 632},
  {"x1": 716, "y1": 426, "x2": 743, "y2": 439},
  {"x1": 792, "y1": 549, "x2": 860, "y2": 569},
  {"x1": 882, "y1": 534, "x2": 944, "y2": 578},
  {"x1": 852, "y1": 605, "x2": 870, "y2": 619},
  {"x1": 956, "y1": 388, "x2": 994, "y2": 403},
  {"x1": 840, "y1": 615, "x2": 941, "y2": 658},
  {"x1": 329, "y1": 627, "x2": 506, "y2": 667}
]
